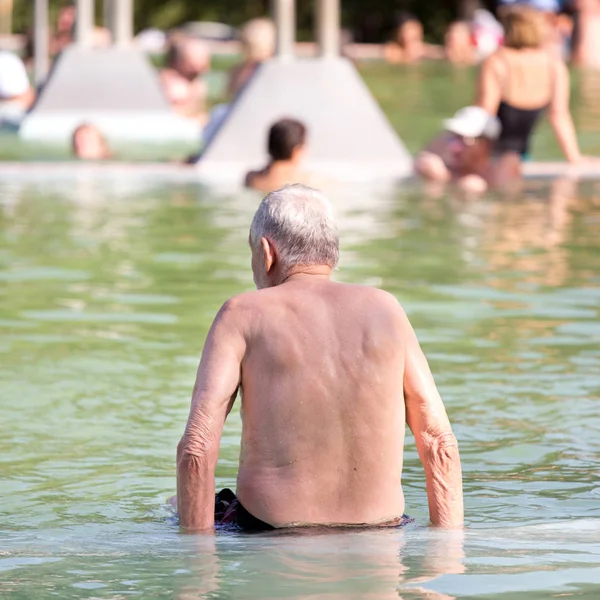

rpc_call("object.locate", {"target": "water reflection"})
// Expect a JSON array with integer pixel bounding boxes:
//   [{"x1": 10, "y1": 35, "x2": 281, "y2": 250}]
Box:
[
  {"x1": 577, "y1": 70, "x2": 600, "y2": 140},
  {"x1": 176, "y1": 529, "x2": 465, "y2": 600},
  {"x1": 481, "y1": 177, "x2": 578, "y2": 288},
  {"x1": 1, "y1": 177, "x2": 600, "y2": 597}
]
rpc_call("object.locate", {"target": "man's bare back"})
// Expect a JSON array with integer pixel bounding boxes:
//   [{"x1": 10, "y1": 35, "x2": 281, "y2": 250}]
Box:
[
  {"x1": 176, "y1": 184, "x2": 463, "y2": 531},
  {"x1": 235, "y1": 278, "x2": 406, "y2": 527}
]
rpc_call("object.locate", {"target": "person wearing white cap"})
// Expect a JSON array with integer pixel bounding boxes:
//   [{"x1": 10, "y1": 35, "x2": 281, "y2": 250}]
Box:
[
  {"x1": 414, "y1": 106, "x2": 502, "y2": 193},
  {"x1": 0, "y1": 51, "x2": 35, "y2": 128}
]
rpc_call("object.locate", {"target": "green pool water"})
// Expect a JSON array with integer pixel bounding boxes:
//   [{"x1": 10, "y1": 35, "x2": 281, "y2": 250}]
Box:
[{"x1": 1, "y1": 174, "x2": 600, "y2": 598}]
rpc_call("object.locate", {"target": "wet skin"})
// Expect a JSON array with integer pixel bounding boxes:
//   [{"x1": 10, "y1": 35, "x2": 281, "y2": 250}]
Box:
[{"x1": 177, "y1": 244, "x2": 464, "y2": 531}]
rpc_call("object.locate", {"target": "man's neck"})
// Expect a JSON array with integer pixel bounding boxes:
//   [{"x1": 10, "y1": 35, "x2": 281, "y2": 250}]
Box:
[{"x1": 277, "y1": 266, "x2": 332, "y2": 286}]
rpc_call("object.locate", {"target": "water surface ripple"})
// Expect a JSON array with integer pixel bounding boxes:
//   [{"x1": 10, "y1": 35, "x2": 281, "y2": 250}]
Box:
[{"x1": 1, "y1": 178, "x2": 599, "y2": 599}]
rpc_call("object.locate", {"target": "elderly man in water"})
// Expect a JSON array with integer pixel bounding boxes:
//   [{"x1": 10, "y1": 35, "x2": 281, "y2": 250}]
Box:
[{"x1": 176, "y1": 184, "x2": 463, "y2": 531}]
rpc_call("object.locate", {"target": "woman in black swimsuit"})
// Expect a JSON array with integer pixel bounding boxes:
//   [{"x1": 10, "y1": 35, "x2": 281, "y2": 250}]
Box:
[{"x1": 476, "y1": 6, "x2": 585, "y2": 174}]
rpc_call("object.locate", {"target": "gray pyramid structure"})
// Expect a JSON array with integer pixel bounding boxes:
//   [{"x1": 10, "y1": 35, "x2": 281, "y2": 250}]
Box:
[
  {"x1": 20, "y1": 46, "x2": 199, "y2": 143},
  {"x1": 196, "y1": 57, "x2": 413, "y2": 183}
]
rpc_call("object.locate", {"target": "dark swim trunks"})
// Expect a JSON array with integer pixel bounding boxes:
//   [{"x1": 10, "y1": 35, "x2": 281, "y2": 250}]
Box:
[
  {"x1": 215, "y1": 488, "x2": 274, "y2": 531},
  {"x1": 214, "y1": 488, "x2": 414, "y2": 532}
]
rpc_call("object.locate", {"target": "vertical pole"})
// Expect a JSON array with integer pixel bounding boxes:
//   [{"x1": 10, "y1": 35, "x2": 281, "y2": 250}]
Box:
[
  {"x1": 103, "y1": 0, "x2": 111, "y2": 29},
  {"x1": 0, "y1": 0, "x2": 13, "y2": 36},
  {"x1": 34, "y1": 0, "x2": 49, "y2": 86},
  {"x1": 273, "y1": 0, "x2": 295, "y2": 59},
  {"x1": 75, "y1": 0, "x2": 94, "y2": 48},
  {"x1": 316, "y1": 0, "x2": 340, "y2": 58},
  {"x1": 109, "y1": 0, "x2": 133, "y2": 47}
]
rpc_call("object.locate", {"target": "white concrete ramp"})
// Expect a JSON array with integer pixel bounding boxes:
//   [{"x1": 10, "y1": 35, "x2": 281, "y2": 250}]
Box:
[
  {"x1": 196, "y1": 57, "x2": 413, "y2": 183},
  {"x1": 20, "y1": 46, "x2": 200, "y2": 143}
]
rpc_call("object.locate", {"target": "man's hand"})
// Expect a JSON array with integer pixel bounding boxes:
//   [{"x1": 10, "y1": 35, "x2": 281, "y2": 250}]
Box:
[
  {"x1": 177, "y1": 298, "x2": 246, "y2": 531},
  {"x1": 400, "y1": 309, "x2": 464, "y2": 528}
]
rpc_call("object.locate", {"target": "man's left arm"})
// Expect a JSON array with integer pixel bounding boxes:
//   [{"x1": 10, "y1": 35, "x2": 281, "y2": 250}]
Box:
[
  {"x1": 177, "y1": 299, "x2": 246, "y2": 531},
  {"x1": 400, "y1": 307, "x2": 464, "y2": 528}
]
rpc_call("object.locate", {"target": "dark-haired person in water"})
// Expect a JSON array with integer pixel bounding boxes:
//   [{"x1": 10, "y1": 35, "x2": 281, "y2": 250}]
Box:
[
  {"x1": 72, "y1": 124, "x2": 111, "y2": 160},
  {"x1": 244, "y1": 118, "x2": 310, "y2": 193}
]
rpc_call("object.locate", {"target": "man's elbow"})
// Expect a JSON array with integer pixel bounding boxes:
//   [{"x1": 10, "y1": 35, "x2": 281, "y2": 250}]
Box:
[
  {"x1": 177, "y1": 432, "x2": 216, "y2": 473},
  {"x1": 423, "y1": 430, "x2": 463, "y2": 528},
  {"x1": 423, "y1": 430, "x2": 461, "y2": 474}
]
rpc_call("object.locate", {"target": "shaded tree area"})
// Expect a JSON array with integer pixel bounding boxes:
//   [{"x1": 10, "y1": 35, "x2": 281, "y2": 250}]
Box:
[{"x1": 11, "y1": 0, "x2": 497, "y2": 43}]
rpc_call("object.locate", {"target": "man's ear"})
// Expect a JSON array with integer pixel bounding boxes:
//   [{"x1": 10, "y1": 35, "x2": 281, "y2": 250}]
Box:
[{"x1": 261, "y1": 237, "x2": 277, "y2": 274}]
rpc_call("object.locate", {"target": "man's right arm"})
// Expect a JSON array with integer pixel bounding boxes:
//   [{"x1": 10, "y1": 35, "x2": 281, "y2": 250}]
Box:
[
  {"x1": 177, "y1": 298, "x2": 246, "y2": 531},
  {"x1": 400, "y1": 308, "x2": 464, "y2": 528}
]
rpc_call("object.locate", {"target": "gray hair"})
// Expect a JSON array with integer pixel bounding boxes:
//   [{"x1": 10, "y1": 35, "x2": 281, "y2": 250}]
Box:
[{"x1": 249, "y1": 184, "x2": 339, "y2": 271}]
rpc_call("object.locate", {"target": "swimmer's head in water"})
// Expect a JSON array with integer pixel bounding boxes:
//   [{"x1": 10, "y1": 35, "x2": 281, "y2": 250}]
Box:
[
  {"x1": 249, "y1": 184, "x2": 339, "y2": 289},
  {"x1": 267, "y1": 118, "x2": 307, "y2": 163},
  {"x1": 72, "y1": 124, "x2": 111, "y2": 160},
  {"x1": 445, "y1": 21, "x2": 473, "y2": 60},
  {"x1": 395, "y1": 17, "x2": 423, "y2": 49}
]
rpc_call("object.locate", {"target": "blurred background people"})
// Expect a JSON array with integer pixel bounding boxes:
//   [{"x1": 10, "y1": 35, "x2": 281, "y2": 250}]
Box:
[
  {"x1": 414, "y1": 106, "x2": 501, "y2": 193},
  {"x1": 384, "y1": 15, "x2": 443, "y2": 63},
  {"x1": 160, "y1": 35, "x2": 211, "y2": 124},
  {"x1": 444, "y1": 21, "x2": 477, "y2": 65},
  {"x1": 72, "y1": 124, "x2": 112, "y2": 160},
  {"x1": 50, "y1": 5, "x2": 76, "y2": 56},
  {"x1": 477, "y1": 5, "x2": 586, "y2": 171},
  {"x1": 197, "y1": 18, "x2": 275, "y2": 155},
  {"x1": 499, "y1": 0, "x2": 574, "y2": 59},
  {"x1": 49, "y1": 4, "x2": 111, "y2": 56},
  {"x1": 0, "y1": 51, "x2": 35, "y2": 128},
  {"x1": 572, "y1": 0, "x2": 600, "y2": 68},
  {"x1": 228, "y1": 18, "x2": 275, "y2": 99},
  {"x1": 471, "y1": 9, "x2": 504, "y2": 59},
  {"x1": 245, "y1": 118, "x2": 308, "y2": 192}
]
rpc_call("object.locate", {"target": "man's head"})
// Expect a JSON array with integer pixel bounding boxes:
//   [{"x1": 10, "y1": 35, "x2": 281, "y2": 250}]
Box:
[
  {"x1": 442, "y1": 106, "x2": 501, "y2": 173},
  {"x1": 249, "y1": 184, "x2": 339, "y2": 289},
  {"x1": 167, "y1": 36, "x2": 210, "y2": 80},
  {"x1": 268, "y1": 118, "x2": 307, "y2": 163},
  {"x1": 241, "y1": 18, "x2": 276, "y2": 63}
]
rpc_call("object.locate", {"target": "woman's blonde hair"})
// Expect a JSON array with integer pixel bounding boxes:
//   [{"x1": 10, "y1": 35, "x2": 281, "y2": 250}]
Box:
[{"x1": 502, "y1": 6, "x2": 545, "y2": 50}]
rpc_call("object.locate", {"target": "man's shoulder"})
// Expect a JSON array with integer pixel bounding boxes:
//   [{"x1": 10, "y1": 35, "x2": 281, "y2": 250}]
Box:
[
  {"x1": 334, "y1": 283, "x2": 404, "y2": 310},
  {"x1": 211, "y1": 292, "x2": 265, "y2": 336},
  {"x1": 218, "y1": 285, "x2": 405, "y2": 316},
  {"x1": 332, "y1": 284, "x2": 409, "y2": 337},
  {"x1": 218, "y1": 291, "x2": 262, "y2": 314}
]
